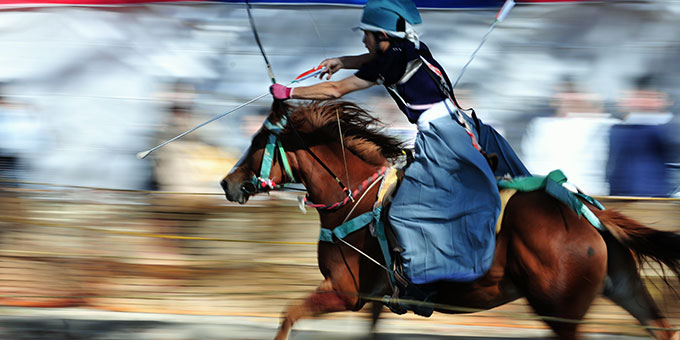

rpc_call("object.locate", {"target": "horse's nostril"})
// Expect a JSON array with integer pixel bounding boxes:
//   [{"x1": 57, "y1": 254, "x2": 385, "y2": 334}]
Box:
[
  {"x1": 241, "y1": 182, "x2": 256, "y2": 194},
  {"x1": 220, "y1": 179, "x2": 229, "y2": 191}
]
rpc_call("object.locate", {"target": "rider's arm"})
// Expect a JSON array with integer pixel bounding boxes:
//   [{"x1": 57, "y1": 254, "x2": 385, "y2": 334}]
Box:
[
  {"x1": 338, "y1": 54, "x2": 375, "y2": 69},
  {"x1": 291, "y1": 75, "x2": 375, "y2": 100},
  {"x1": 319, "y1": 54, "x2": 375, "y2": 80}
]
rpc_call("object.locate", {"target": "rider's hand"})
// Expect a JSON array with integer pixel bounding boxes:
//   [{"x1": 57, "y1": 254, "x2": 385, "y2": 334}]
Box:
[
  {"x1": 318, "y1": 58, "x2": 344, "y2": 80},
  {"x1": 269, "y1": 84, "x2": 293, "y2": 100}
]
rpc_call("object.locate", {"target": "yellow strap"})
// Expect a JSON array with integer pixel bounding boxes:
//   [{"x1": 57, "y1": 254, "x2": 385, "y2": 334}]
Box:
[{"x1": 496, "y1": 189, "x2": 517, "y2": 234}]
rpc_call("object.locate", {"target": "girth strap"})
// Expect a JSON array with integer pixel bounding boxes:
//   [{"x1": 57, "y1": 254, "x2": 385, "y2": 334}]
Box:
[
  {"x1": 319, "y1": 207, "x2": 382, "y2": 243},
  {"x1": 318, "y1": 206, "x2": 396, "y2": 285}
]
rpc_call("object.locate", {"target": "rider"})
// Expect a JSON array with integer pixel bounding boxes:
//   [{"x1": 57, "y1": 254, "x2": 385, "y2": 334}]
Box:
[{"x1": 269, "y1": 0, "x2": 529, "y2": 309}]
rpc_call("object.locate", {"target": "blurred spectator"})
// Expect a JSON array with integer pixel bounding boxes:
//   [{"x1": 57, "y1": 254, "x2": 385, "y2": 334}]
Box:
[
  {"x1": 147, "y1": 81, "x2": 237, "y2": 263},
  {"x1": 152, "y1": 81, "x2": 235, "y2": 194},
  {"x1": 521, "y1": 76, "x2": 618, "y2": 195},
  {"x1": 0, "y1": 82, "x2": 43, "y2": 185},
  {"x1": 0, "y1": 84, "x2": 18, "y2": 183},
  {"x1": 606, "y1": 75, "x2": 679, "y2": 197}
]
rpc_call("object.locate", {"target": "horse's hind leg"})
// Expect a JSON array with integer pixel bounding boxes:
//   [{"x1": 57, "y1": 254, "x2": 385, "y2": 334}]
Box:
[
  {"x1": 507, "y1": 198, "x2": 609, "y2": 339},
  {"x1": 514, "y1": 237, "x2": 607, "y2": 340},
  {"x1": 274, "y1": 278, "x2": 357, "y2": 340},
  {"x1": 521, "y1": 256, "x2": 606, "y2": 340},
  {"x1": 602, "y1": 234, "x2": 678, "y2": 340},
  {"x1": 369, "y1": 300, "x2": 383, "y2": 339}
]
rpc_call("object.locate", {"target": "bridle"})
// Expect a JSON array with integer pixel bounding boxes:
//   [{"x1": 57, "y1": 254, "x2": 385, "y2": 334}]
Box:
[
  {"x1": 241, "y1": 114, "x2": 297, "y2": 195},
  {"x1": 241, "y1": 111, "x2": 355, "y2": 206},
  {"x1": 242, "y1": 110, "x2": 393, "y2": 215}
]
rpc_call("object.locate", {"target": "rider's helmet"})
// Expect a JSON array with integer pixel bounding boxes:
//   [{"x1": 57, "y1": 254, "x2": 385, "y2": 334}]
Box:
[{"x1": 356, "y1": 0, "x2": 422, "y2": 47}]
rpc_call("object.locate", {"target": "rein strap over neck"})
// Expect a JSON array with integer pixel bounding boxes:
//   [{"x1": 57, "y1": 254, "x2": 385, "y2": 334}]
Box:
[{"x1": 282, "y1": 112, "x2": 354, "y2": 201}]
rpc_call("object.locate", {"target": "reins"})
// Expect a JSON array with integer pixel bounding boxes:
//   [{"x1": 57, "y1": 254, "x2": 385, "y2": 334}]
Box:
[
  {"x1": 283, "y1": 112, "x2": 354, "y2": 202},
  {"x1": 304, "y1": 167, "x2": 386, "y2": 211}
]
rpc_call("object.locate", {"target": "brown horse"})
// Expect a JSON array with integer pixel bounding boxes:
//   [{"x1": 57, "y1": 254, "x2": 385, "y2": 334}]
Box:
[{"x1": 221, "y1": 100, "x2": 680, "y2": 340}]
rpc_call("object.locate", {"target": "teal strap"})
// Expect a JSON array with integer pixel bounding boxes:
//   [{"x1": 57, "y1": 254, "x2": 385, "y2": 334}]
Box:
[
  {"x1": 259, "y1": 116, "x2": 293, "y2": 183},
  {"x1": 263, "y1": 115, "x2": 287, "y2": 135},
  {"x1": 319, "y1": 228, "x2": 333, "y2": 243},
  {"x1": 498, "y1": 169, "x2": 606, "y2": 231},
  {"x1": 580, "y1": 204, "x2": 606, "y2": 231},
  {"x1": 372, "y1": 208, "x2": 395, "y2": 282},
  {"x1": 259, "y1": 134, "x2": 277, "y2": 179},
  {"x1": 575, "y1": 192, "x2": 605, "y2": 211},
  {"x1": 318, "y1": 207, "x2": 397, "y2": 287},
  {"x1": 277, "y1": 140, "x2": 296, "y2": 183},
  {"x1": 319, "y1": 208, "x2": 381, "y2": 243},
  {"x1": 498, "y1": 169, "x2": 567, "y2": 191}
]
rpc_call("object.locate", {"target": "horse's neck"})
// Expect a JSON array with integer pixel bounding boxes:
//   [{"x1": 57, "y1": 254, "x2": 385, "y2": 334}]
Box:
[{"x1": 293, "y1": 144, "x2": 383, "y2": 227}]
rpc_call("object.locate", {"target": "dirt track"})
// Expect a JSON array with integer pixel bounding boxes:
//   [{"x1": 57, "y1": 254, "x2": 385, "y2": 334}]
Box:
[
  {"x1": 0, "y1": 189, "x2": 677, "y2": 339},
  {"x1": 0, "y1": 308, "x2": 653, "y2": 340}
]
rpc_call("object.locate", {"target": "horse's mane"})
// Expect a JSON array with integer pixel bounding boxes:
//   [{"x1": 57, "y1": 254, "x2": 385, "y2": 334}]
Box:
[{"x1": 281, "y1": 100, "x2": 406, "y2": 165}]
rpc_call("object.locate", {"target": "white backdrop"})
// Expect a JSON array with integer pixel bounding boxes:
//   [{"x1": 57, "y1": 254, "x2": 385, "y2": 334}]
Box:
[{"x1": 0, "y1": 2, "x2": 679, "y2": 191}]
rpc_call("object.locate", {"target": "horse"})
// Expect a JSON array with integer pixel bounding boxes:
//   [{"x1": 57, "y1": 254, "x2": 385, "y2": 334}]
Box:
[{"x1": 221, "y1": 100, "x2": 680, "y2": 340}]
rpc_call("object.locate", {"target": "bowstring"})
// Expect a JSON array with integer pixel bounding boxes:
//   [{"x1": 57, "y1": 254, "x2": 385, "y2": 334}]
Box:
[{"x1": 245, "y1": 0, "x2": 276, "y2": 84}]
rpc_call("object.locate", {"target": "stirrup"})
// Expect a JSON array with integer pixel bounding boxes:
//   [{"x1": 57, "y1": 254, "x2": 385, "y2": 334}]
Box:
[
  {"x1": 385, "y1": 265, "x2": 435, "y2": 317},
  {"x1": 382, "y1": 287, "x2": 407, "y2": 315}
]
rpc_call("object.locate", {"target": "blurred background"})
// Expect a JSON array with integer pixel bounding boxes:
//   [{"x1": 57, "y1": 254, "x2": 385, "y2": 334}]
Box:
[{"x1": 0, "y1": 0, "x2": 679, "y2": 339}]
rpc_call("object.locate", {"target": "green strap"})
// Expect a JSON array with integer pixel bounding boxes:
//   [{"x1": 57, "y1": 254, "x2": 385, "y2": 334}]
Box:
[
  {"x1": 575, "y1": 192, "x2": 605, "y2": 210},
  {"x1": 259, "y1": 134, "x2": 277, "y2": 179},
  {"x1": 263, "y1": 115, "x2": 287, "y2": 134},
  {"x1": 277, "y1": 140, "x2": 296, "y2": 183},
  {"x1": 498, "y1": 169, "x2": 606, "y2": 231},
  {"x1": 372, "y1": 208, "x2": 395, "y2": 282},
  {"x1": 580, "y1": 204, "x2": 606, "y2": 231},
  {"x1": 319, "y1": 208, "x2": 381, "y2": 243},
  {"x1": 498, "y1": 169, "x2": 567, "y2": 191},
  {"x1": 319, "y1": 208, "x2": 395, "y2": 284},
  {"x1": 259, "y1": 116, "x2": 296, "y2": 184}
]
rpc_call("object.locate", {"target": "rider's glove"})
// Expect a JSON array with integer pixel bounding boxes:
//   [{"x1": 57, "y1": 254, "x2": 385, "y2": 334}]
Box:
[{"x1": 269, "y1": 84, "x2": 293, "y2": 100}]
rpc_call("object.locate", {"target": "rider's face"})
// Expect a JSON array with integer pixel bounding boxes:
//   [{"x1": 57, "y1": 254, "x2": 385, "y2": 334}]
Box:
[{"x1": 362, "y1": 31, "x2": 378, "y2": 55}]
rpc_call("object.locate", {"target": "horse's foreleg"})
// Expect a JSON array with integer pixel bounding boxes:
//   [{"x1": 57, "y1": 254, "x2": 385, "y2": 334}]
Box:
[
  {"x1": 274, "y1": 278, "x2": 357, "y2": 340},
  {"x1": 369, "y1": 300, "x2": 383, "y2": 338}
]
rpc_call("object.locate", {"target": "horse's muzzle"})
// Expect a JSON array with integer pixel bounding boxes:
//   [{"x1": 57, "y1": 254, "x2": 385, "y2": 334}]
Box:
[{"x1": 220, "y1": 178, "x2": 249, "y2": 204}]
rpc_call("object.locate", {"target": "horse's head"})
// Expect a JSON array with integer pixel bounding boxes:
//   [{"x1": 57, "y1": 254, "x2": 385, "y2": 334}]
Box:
[
  {"x1": 221, "y1": 99, "x2": 406, "y2": 205},
  {"x1": 221, "y1": 100, "x2": 295, "y2": 204}
]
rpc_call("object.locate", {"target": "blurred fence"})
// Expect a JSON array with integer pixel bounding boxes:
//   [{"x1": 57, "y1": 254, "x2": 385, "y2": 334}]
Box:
[{"x1": 0, "y1": 183, "x2": 678, "y2": 336}]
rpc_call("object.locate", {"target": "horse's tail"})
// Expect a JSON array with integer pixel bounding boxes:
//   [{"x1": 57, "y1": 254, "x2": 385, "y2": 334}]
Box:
[{"x1": 595, "y1": 209, "x2": 680, "y2": 278}]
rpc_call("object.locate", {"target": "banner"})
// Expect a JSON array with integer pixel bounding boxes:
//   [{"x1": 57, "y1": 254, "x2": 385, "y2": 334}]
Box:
[{"x1": 0, "y1": 0, "x2": 591, "y2": 9}]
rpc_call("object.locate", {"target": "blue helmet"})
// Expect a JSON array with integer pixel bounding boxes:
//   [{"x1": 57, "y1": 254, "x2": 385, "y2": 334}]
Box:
[{"x1": 358, "y1": 0, "x2": 421, "y2": 34}]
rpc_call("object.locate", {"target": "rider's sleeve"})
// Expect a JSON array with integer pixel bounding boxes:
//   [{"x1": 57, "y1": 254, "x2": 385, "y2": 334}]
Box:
[{"x1": 354, "y1": 47, "x2": 407, "y2": 86}]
